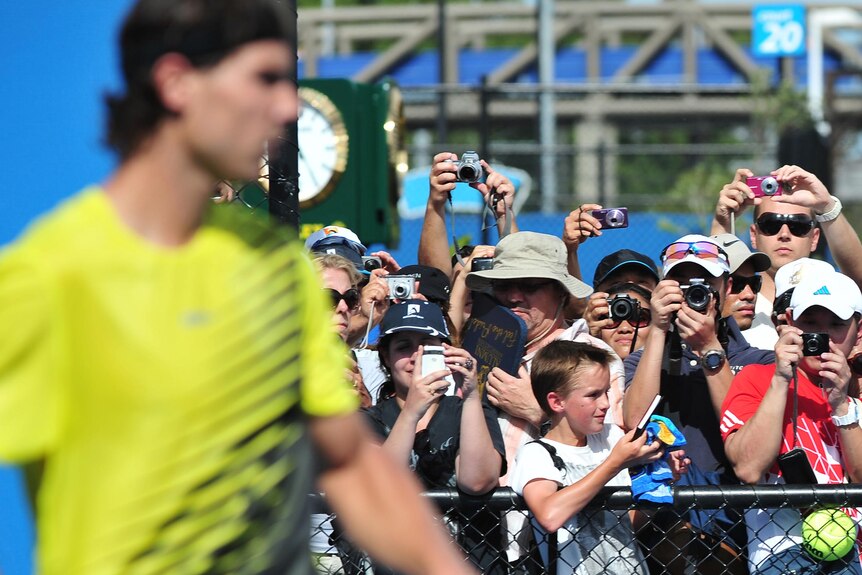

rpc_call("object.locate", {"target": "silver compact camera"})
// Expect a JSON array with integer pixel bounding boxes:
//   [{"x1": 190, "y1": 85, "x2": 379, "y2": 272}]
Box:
[
  {"x1": 454, "y1": 151, "x2": 484, "y2": 183},
  {"x1": 386, "y1": 275, "x2": 416, "y2": 300}
]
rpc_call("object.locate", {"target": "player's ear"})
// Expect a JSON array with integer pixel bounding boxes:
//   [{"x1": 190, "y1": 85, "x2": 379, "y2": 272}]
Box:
[{"x1": 151, "y1": 52, "x2": 195, "y2": 114}]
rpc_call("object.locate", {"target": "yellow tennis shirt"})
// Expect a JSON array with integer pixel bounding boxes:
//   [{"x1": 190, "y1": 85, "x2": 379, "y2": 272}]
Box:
[{"x1": 0, "y1": 188, "x2": 357, "y2": 574}]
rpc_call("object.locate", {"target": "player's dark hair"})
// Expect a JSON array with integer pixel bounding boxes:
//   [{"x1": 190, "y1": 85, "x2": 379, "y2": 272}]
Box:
[{"x1": 105, "y1": 0, "x2": 288, "y2": 159}]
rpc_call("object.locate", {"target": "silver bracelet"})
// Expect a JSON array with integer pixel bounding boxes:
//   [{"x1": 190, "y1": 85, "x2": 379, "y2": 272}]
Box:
[{"x1": 815, "y1": 196, "x2": 842, "y2": 223}]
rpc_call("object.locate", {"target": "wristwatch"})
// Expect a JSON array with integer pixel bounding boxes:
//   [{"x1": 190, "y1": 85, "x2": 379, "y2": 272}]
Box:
[
  {"x1": 700, "y1": 349, "x2": 726, "y2": 371},
  {"x1": 832, "y1": 397, "x2": 860, "y2": 427}
]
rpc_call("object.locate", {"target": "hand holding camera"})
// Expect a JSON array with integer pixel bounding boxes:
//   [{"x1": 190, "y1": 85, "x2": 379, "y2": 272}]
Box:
[
  {"x1": 471, "y1": 160, "x2": 515, "y2": 221},
  {"x1": 713, "y1": 168, "x2": 757, "y2": 229},
  {"x1": 429, "y1": 152, "x2": 460, "y2": 206},
  {"x1": 563, "y1": 203, "x2": 603, "y2": 249},
  {"x1": 769, "y1": 165, "x2": 835, "y2": 214},
  {"x1": 674, "y1": 289, "x2": 720, "y2": 355},
  {"x1": 584, "y1": 292, "x2": 612, "y2": 337},
  {"x1": 649, "y1": 280, "x2": 685, "y2": 333},
  {"x1": 358, "y1": 268, "x2": 391, "y2": 320}
]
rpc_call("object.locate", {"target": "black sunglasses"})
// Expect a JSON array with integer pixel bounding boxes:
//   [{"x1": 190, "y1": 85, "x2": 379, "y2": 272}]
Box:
[
  {"x1": 603, "y1": 308, "x2": 652, "y2": 330},
  {"x1": 755, "y1": 213, "x2": 815, "y2": 237},
  {"x1": 325, "y1": 288, "x2": 359, "y2": 310},
  {"x1": 730, "y1": 274, "x2": 762, "y2": 295}
]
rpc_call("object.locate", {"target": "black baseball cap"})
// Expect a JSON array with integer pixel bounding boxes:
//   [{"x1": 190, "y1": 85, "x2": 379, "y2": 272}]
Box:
[
  {"x1": 398, "y1": 265, "x2": 452, "y2": 305},
  {"x1": 593, "y1": 249, "x2": 660, "y2": 288},
  {"x1": 379, "y1": 300, "x2": 451, "y2": 342}
]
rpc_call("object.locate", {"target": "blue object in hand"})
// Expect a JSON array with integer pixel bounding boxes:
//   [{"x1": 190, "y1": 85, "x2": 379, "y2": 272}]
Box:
[{"x1": 629, "y1": 415, "x2": 687, "y2": 504}]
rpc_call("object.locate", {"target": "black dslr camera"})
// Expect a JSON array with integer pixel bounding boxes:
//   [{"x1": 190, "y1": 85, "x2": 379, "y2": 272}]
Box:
[
  {"x1": 680, "y1": 279, "x2": 711, "y2": 313},
  {"x1": 454, "y1": 151, "x2": 484, "y2": 183},
  {"x1": 801, "y1": 333, "x2": 830, "y2": 356},
  {"x1": 608, "y1": 294, "x2": 639, "y2": 324}
]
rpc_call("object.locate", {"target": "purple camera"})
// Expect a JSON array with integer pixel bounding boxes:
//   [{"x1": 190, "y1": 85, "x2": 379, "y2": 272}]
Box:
[
  {"x1": 746, "y1": 176, "x2": 789, "y2": 197},
  {"x1": 590, "y1": 207, "x2": 628, "y2": 229}
]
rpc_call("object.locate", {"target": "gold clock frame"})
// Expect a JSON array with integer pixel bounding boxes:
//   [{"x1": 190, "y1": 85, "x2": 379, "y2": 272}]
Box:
[{"x1": 297, "y1": 86, "x2": 350, "y2": 209}]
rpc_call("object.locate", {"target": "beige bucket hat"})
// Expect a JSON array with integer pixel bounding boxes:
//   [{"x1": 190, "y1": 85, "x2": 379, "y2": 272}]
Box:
[{"x1": 465, "y1": 231, "x2": 593, "y2": 298}]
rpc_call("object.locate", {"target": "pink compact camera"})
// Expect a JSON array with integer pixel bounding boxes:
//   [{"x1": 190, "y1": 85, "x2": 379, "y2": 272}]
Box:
[{"x1": 746, "y1": 176, "x2": 789, "y2": 197}]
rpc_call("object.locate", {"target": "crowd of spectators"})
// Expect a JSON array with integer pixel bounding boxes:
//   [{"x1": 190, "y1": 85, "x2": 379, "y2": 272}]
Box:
[{"x1": 299, "y1": 156, "x2": 862, "y2": 575}]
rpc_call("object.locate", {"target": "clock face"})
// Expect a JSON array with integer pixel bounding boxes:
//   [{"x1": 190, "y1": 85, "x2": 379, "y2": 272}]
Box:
[{"x1": 297, "y1": 87, "x2": 349, "y2": 208}]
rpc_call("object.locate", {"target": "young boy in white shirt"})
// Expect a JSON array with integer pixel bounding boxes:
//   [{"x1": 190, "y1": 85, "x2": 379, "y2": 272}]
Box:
[{"x1": 511, "y1": 340, "x2": 680, "y2": 574}]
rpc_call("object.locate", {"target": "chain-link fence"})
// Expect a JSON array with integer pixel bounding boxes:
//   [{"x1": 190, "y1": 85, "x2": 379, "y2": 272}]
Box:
[{"x1": 310, "y1": 484, "x2": 862, "y2": 575}]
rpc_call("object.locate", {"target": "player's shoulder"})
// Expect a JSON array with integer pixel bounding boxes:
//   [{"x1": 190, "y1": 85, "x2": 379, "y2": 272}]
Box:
[{"x1": 0, "y1": 188, "x2": 109, "y2": 274}]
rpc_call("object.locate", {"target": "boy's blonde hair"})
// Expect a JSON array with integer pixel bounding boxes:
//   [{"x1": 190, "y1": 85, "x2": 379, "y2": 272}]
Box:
[{"x1": 531, "y1": 341, "x2": 612, "y2": 416}]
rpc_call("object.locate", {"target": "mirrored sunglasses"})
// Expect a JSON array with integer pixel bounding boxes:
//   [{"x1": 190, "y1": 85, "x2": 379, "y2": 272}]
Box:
[
  {"x1": 730, "y1": 274, "x2": 762, "y2": 295},
  {"x1": 325, "y1": 288, "x2": 360, "y2": 310},
  {"x1": 755, "y1": 213, "x2": 815, "y2": 237},
  {"x1": 603, "y1": 307, "x2": 652, "y2": 330},
  {"x1": 661, "y1": 241, "x2": 729, "y2": 264}
]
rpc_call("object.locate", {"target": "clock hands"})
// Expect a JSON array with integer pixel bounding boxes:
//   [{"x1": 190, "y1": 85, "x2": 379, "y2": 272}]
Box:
[{"x1": 298, "y1": 146, "x2": 323, "y2": 190}]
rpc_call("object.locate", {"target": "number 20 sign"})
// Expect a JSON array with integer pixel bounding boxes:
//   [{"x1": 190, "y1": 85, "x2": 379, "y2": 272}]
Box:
[{"x1": 753, "y1": 5, "x2": 807, "y2": 57}]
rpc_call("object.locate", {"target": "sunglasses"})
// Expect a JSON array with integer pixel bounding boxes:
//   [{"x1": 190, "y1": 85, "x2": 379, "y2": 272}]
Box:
[
  {"x1": 730, "y1": 274, "x2": 762, "y2": 294},
  {"x1": 325, "y1": 288, "x2": 360, "y2": 310},
  {"x1": 755, "y1": 213, "x2": 815, "y2": 237},
  {"x1": 491, "y1": 279, "x2": 554, "y2": 295},
  {"x1": 603, "y1": 308, "x2": 652, "y2": 330},
  {"x1": 661, "y1": 241, "x2": 729, "y2": 265}
]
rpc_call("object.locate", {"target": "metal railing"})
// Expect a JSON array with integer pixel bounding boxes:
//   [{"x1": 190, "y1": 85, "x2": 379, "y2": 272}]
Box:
[{"x1": 311, "y1": 484, "x2": 862, "y2": 575}]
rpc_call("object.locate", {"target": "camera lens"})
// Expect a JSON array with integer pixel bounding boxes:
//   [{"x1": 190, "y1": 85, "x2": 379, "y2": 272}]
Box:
[
  {"x1": 802, "y1": 334, "x2": 827, "y2": 356},
  {"x1": 761, "y1": 177, "x2": 779, "y2": 196},
  {"x1": 610, "y1": 298, "x2": 635, "y2": 321},
  {"x1": 393, "y1": 284, "x2": 409, "y2": 298},
  {"x1": 605, "y1": 209, "x2": 625, "y2": 227},
  {"x1": 364, "y1": 259, "x2": 381, "y2": 272},
  {"x1": 458, "y1": 165, "x2": 477, "y2": 182},
  {"x1": 685, "y1": 284, "x2": 710, "y2": 312}
]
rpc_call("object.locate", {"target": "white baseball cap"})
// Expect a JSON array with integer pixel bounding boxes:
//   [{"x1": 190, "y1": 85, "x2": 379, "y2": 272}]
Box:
[
  {"x1": 774, "y1": 257, "x2": 836, "y2": 298},
  {"x1": 790, "y1": 271, "x2": 862, "y2": 321},
  {"x1": 304, "y1": 225, "x2": 367, "y2": 255},
  {"x1": 661, "y1": 234, "x2": 730, "y2": 278}
]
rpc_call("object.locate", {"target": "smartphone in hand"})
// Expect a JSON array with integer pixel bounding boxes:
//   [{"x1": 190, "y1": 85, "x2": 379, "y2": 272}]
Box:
[
  {"x1": 633, "y1": 395, "x2": 662, "y2": 440},
  {"x1": 421, "y1": 345, "x2": 457, "y2": 396}
]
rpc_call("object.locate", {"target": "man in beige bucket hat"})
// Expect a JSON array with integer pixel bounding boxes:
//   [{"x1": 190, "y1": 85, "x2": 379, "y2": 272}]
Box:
[{"x1": 465, "y1": 231, "x2": 630, "y2": 564}]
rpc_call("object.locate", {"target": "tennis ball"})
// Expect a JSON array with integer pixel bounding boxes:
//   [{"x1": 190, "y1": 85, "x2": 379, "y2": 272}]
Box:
[{"x1": 802, "y1": 508, "x2": 857, "y2": 562}]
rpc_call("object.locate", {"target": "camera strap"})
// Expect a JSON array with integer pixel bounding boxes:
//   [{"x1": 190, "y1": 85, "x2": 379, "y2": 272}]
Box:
[
  {"x1": 630, "y1": 305, "x2": 640, "y2": 356},
  {"x1": 481, "y1": 190, "x2": 513, "y2": 238},
  {"x1": 791, "y1": 365, "x2": 800, "y2": 449},
  {"x1": 667, "y1": 329, "x2": 682, "y2": 377},
  {"x1": 448, "y1": 188, "x2": 514, "y2": 269}
]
